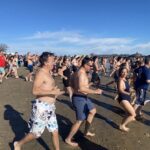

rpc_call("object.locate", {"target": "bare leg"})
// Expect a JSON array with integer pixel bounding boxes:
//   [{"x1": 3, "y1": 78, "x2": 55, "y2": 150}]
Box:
[
  {"x1": 5, "y1": 69, "x2": 12, "y2": 79},
  {"x1": 134, "y1": 104, "x2": 143, "y2": 115},
  {"x1": 14, "y1": 133, "x2": 36, "y2": 150},
  {"x1": 52, "y1": 130, "x2": 60, "y2": 150},
  {"x1": 84, "y1": 108, "x2": 96, "y2": 136},
  {"x1": 119, "y1": 101, "x2": 136, "y2": 132},
  {"x1": 14, "y1": 68, "x2": 19, "y2": 78},
  {"x1": 25, "y1": 73, "x2": 29, "y2": 81},
  {"x1": 66, "y1": 87, "x2": 73, "y2": 101},
  {"x1": 2, "y1": 72, "x2": 5, "y2": 78},
  {"x1": 0, "y1": 74, "x2": 3, "y2": 83},
  {"x1": 65, "y1": 121, "x2": 82, "y2": 147},
  {"x1": 29, "y1": 72, "x2": 33, "y2": 81}
]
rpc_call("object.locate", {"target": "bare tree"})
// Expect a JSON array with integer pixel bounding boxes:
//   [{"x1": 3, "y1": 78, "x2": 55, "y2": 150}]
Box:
[{"x1": 0, "y1": 43, "x2": 8, "y2": 52}]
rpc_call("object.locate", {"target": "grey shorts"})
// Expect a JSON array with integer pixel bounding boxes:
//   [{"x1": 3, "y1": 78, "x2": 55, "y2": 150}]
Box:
[
  {"x1": 28, "y1": 99, "x2": 58, "y2": 137},
  {"x1": 135, "y1": 89, "x2": 150, "y2": 106},
  {"x1": 72, "y1": 94, "x2": 95, "y2": 121}
]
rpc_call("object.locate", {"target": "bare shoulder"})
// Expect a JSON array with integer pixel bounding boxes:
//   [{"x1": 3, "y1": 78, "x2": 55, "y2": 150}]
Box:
[
  {"x1": 78, "y1": 69, "x2": 87, "y2": 82},
  {"x1": 62, "y1": 65, "x2": 67, "y2": 70},
  {"x1": 35, "y1": 69, "x2": 46, "y2": 79},
  {"x1": 118, "y1": 78, "x2": 123, "y2": 84},
  {"x1": 78, "y1": 68, "x2": 85, "y2": 75},
  {"x1": 120, "y1": 78, "x2": 125, "y2": 83},
  {"x1": 119, "y1": 79, "x2": 125, "y2": 88}
]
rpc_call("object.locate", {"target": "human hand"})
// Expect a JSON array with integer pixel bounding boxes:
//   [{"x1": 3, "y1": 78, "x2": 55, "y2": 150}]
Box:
[{"x1": 95, "y1": 89, "x2": 103, "y2": 95}]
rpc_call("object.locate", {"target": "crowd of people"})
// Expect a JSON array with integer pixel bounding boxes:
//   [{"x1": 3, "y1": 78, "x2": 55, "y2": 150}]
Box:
[{"x1": 0, "y1": 50, "x2": 150, "y2": 150}]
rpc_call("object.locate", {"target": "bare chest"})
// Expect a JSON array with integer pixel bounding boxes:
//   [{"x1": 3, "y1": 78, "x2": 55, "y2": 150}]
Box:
[{"x1": 41, "y1": 75, "x2": 55, "y2": 90}]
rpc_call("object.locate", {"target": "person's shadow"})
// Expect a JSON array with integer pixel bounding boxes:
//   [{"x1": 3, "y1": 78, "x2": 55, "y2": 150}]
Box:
[
  {"x1": 57, "y1": 99, "x2": 74, "y2": 110},
  {"x1": 90, "y1": 98, "x2": 125, "y2": 117},
  {"x1": 136, "y1": 110, "x2": 150, "y2": 126},
  {"x1": 4, "y1": 104, "x2": 50, "y2": 150},
  {"x1": 57, "y1": 98, "x2": 119, "y2": 130},
  {"x1": 142, "y1": 110, "x2": 150, "y2": 116},
  {"x1": 57, "y1": 114, "x2": 108, "y2": 150}
]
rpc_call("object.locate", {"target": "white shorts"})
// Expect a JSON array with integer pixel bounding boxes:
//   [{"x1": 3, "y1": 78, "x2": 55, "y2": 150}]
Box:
[{"x1": 28, "y1": 99, "x2": 58, "y2": 137}]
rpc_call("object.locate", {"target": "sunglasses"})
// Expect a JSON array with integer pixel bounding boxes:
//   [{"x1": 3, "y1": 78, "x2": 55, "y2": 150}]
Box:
[{"x1": 86, "y1": 64, "x2": 93, "y2": 67}]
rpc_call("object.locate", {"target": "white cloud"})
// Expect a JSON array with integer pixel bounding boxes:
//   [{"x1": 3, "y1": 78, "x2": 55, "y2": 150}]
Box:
[
  {"x1": 21, "y1": 30, "x2": 134, "y2": 45},
  {"x1": 8, "y1": 30, "x2": 150, "y2": 55}
]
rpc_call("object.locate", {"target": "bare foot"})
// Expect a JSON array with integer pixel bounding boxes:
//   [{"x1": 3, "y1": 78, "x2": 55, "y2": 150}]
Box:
[
  {"x1": 65, "y1": 139, "x2": 78, "y2": 147},
  {"x1": 133, "y1": 118, "x2": 136, "y2": 121},
  {"x1": 84, "y1": 131, "x2": 95, "y2": 137},
  {"x1": 14, "y1": 141, "x2": 21, "y2": 150},
  {"x1": 119, "y1": 125, "x2": 130, "y2": 132}
]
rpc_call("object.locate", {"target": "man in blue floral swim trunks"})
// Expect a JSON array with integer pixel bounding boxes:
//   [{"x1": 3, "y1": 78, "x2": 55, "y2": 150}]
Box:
[{"x1": 14, "y1": 52, "x2": 64, "y2": 150}]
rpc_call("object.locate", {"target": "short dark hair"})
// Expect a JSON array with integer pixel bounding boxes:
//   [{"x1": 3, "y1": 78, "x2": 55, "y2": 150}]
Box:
[
  {"x1": 39, "y1": 52, "x2": 54, "y2": 67},
  {"x1": 145, "y1": 57, "x2": 150, "y2": 65},
  {"x1": 81, "y1": 57, "x2": 92, "y2": 66}
]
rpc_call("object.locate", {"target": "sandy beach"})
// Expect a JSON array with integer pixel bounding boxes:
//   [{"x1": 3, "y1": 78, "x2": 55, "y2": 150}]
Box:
[{"x1": 0, "y1": 67, "x2": 150, "y2": 150}]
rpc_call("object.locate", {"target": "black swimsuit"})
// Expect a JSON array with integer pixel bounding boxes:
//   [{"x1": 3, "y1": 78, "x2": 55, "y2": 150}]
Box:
[
  {"x1": 118, "y1": 80, "x2": 131, "y2": 103},
  {"x1": 63, "y1": 66, "x2": 71, "y2": 87}
]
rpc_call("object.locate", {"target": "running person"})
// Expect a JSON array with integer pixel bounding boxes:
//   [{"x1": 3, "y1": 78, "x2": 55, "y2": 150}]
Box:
[
  {"x1": 117, "y1": 67, "x2": 136, "y2": 132},
  {"x1": 58, "y1": 57, "x2": 73, "y2": 101},
  {"x1": 14, "y1": 52, "x2": 64, "y2": 150},
  {"x1": 25, "y1": 52, "x2": 34, "y2": 82},
  {"x1": 65, "y1": 57, "x2": 102, "y2": 147},
  {"x1": 134, "y1": 57, "x2": 150, "y2": 118}
]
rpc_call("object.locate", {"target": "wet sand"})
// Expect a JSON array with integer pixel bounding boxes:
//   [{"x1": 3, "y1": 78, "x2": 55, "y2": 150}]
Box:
[{"x1": 0, "y1": 67, "x2": 150, "y2": 150}]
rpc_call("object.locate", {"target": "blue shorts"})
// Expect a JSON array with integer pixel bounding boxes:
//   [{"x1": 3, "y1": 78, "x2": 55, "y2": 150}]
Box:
[
  {"x1": 28, "y1": 65, "x2": 33, "y2": 73},
  {"x1": 135, "y1": 89, "x2": 150, "y2": 106},
  {"x1": 72, "y1": 94, "x2": 95, "y2": 121},
  {"x1": 28, "y1": 99, "x2": 58, "y2": 137}
]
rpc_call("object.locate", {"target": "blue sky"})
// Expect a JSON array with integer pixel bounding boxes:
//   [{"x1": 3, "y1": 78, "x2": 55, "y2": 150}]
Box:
[{"x1": 0, "y1": 0, "x2": 150, "y2": 55}]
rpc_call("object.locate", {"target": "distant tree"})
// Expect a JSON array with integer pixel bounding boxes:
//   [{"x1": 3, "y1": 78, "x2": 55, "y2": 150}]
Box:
[{"x1": 0, "y1": 43, "x2": 8, "y2": 52}]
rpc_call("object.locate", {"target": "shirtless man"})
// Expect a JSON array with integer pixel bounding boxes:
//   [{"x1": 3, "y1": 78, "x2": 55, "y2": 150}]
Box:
[
  {"x1": 14, "y1": 52, "x2": 64, "y2": 150},
  {"x1": 65, "y1": 57, "x2": 103, "y2": 147}
]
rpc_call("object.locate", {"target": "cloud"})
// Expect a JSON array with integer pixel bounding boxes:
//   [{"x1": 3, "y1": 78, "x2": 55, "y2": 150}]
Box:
[
  {"x1": 22, "y1": 30, "x2": 82, "y2": 40},
  {"x1": 8, "y1": 30, "x2": 150, "y2": 55},
  {"x1": 21, "y1": 30, "x2": 134, "y2": 45}
]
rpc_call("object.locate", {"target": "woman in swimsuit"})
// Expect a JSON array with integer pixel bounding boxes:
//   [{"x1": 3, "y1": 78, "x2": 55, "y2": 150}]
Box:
[{"x1": 117, "y1": 67, "x2": 136, "y2": 132}]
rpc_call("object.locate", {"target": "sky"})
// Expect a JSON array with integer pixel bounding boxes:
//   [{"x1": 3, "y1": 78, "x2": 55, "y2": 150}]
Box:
[{"x1": 0, "y1": 0, "x2": 150, "y2": 55}]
